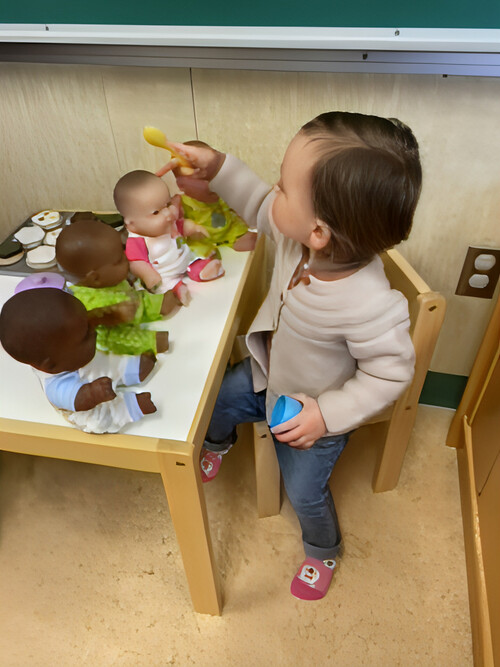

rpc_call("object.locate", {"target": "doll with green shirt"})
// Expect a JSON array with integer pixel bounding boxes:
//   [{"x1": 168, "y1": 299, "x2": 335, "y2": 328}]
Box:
[{"x1": 55, "y1": 218, "x2": 177, "y2": 356}]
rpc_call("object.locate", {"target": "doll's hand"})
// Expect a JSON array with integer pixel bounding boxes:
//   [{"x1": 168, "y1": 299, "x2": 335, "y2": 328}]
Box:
[
  {"x1": 182, "y1": 218, "x2": 210, "y2": 239},
  {"x1": 74, "y1": 377, "x2": 116, "y2": 411},
  {"x1": 87, "y1": 298, "x2": 139, "y2": 328},
  {"x1": 270, "y1": 394, "x2": 327, "y2": 450}
]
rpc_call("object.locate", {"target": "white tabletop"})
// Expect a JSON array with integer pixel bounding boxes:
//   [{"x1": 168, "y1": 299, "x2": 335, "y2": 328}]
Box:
[{"x1": 0, "y1": 246, "x2": 252, "y2": 443}]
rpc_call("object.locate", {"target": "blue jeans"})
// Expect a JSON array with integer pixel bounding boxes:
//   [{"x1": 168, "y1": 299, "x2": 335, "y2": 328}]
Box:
[{"x1": 205, "y1": 358, "x2": 350, "y2": 560}]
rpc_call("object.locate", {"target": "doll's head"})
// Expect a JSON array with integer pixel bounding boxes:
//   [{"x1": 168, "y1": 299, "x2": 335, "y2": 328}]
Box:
[
  {"x1": 56, "y1": 219, "x2": 129, "y2": 287},
  {"x1": 113, "y1": 170, "x2": 179, "y2": 238},
  {"x1": 0, "y1": 288, "x2": 96, "y2": 373},
  {"x1": 289, "y1": 111, "x2": 422, "y2": 264}
]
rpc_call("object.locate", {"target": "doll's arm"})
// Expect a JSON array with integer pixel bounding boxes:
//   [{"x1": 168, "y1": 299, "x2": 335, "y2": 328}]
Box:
[
  {"x1": 180, "y1": 218, "x2": 210, "y2": 239},
  {"x1": 125, "y1": 237, "x2": 162, "y2": 290},
  {"x1": 74, "y1": 377, "x2": 116, "y2": 411},
  {"x1": 44, "y1": 372, "x2": 116, "y2": 412},
  {"x1": 86, "y1": 299, "x2": 139, "y2": 328},
  {"x1": 129, "y1": 261, "x2": 162, "y2": 290}
]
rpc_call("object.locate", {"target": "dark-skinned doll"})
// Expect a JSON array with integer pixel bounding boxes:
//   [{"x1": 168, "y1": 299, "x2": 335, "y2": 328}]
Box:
[
  {"x1": 0, "y1": 288, "x2": 157, "y2": 433},
  {"x1": 55, "y1": 218, "x2": 180, "y2": 356}
]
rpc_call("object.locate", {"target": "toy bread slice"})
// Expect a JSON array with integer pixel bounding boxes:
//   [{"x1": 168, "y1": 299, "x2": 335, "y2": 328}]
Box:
[
  {"x1": 0, "y1": 238, "x2": 24, "y2": 265},
  {"x1": 32, "y1": 210, "x2": 62, "y2": 230},
  {"x1": 14, "y1": 225, "x2": 45, "y2": 249},
  {"x1": 26, "y1": 245, "x2": 57, "y2": 270},
  {"x1": 44, "y1": 228, "x2": 64, "y2": 246}
]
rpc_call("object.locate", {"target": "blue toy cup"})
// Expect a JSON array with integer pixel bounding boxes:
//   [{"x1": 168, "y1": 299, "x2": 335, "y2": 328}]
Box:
[{"x1": 269, "y1": 395, "x2": 303, "y2": 429}]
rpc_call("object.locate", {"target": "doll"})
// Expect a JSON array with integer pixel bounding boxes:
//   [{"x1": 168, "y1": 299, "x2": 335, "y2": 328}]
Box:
[
  {"x1": 0, "y1": 288, "x2": 157, "y2": 434},
  {"x1": 113, "y1": 170, "x2": 225, "y2": 305},
  {"x1": 56, "y1": 218, "x2": 177, "y2": 356}
]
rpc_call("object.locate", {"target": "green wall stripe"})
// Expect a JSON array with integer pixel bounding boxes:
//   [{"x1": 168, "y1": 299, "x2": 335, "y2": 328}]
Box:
[{"x1": 419, "y1": 371, "x2": 468, "y2": 410}]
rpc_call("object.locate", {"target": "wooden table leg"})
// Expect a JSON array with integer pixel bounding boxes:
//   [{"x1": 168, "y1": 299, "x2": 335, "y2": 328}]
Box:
[{"x1": 157, "y1": 447, "x2": 222, "y2": 615}]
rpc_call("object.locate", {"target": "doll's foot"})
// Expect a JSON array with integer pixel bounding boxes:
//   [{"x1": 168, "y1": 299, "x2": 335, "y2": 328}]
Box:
[
  {"x1": 138, "y1": 351, "x2": 156, "y2": 381},
  {"x1": 155, "y1": 331, "x2": 169, "y2": 353},
  {"x1": 173, "y1": 281, "x2": 191, "y2": 306},
  {"x1": 232, "y1": 230, "x2": 257, "y2": 251},
  {"x1": 187, "y1": 257, "x2": 224, "y2": 282},
  {"x1": 160, "y1": 290, "x2": 182, "y2": 316},
  {"x1": 199, "y1": 448, "x2": 223, "y2": 483},
  {"x1": 136, "y1": 392, "x2": 157, "y2": 415},
  {"x1": 290, "y1": 557, "x2": 336, "y2": 601}
]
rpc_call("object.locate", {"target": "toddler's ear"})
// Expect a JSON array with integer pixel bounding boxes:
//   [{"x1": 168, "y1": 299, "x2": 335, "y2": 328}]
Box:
[{"x1": 308, "y1": 219, "x2": 331, "y2": 251}]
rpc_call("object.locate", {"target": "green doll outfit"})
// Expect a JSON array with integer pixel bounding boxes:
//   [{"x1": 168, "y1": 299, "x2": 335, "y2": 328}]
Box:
[
  {"x1": 70, "y1": 281, "x2": 164, "y2": 355},
  {"x1": 180, "y1": 195, "x2": 249, "y2": 258}
]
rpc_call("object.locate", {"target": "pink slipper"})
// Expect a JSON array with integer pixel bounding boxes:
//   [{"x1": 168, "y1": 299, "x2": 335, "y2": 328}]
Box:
[
  {"x1": 290, "y1": 557, "x2": 336, "y2": 600},
  {"x1": 200, "y1": 448, "x2": 223, "y2": 483}
]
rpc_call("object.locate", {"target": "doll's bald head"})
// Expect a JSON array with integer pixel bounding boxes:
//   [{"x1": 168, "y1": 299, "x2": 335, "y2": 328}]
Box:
[
  {"x1": 0, "y1": 288, "x2": 96, "y2": 373},
  {"x1": 56, "y1": 219, "x2": 129, "y2": 287},
  {"x1": 113, "y1": 170, "x2": 160, "y2": 214}
]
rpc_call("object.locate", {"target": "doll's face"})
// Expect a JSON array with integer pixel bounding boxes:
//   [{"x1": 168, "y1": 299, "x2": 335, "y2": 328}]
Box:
[
  {"x1": 121, "y1": 178, "x2": 179, "y2": 238},
  {"x1": 35, "y1": 313, "x2": 97, "y2": 374}
]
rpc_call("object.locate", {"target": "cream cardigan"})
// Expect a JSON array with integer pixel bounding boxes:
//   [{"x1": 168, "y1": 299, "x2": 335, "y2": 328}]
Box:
[{"x1": 211, "y1": 155, "x2": 415, "y2": 435}]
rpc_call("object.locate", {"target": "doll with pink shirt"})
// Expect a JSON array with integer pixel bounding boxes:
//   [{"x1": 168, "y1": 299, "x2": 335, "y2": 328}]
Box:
[{"x1": 113, "y1": 170, "x2": 224, "y2": 306}]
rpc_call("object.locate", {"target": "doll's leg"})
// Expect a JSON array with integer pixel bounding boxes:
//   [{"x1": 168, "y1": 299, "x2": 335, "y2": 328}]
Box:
[{"x1": 187, "y1": 256, "x2": 225, "y2": 282}]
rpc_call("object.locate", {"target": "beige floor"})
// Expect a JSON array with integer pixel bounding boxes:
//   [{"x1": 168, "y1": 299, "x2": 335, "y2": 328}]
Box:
[{"x1": 0, "y1": 406, "x2": 472, "y2": 666}]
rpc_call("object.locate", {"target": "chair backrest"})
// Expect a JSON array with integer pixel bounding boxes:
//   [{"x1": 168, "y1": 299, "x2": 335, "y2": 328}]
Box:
[{"x1": 370, "y1": 249, "x2": 446, "y2": 423}]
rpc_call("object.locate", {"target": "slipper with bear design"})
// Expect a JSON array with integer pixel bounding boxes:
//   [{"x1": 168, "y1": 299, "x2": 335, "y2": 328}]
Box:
[
  {"x1": 290, "y1": 557, "x2": 336, "y2": 600},
  {"x1": 199, "y1": 448, "x2": 223, "y2": 483}
]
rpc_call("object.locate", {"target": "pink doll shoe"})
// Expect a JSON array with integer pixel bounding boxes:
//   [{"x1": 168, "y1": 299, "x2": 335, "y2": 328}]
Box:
[
  {"x1": 199, "y1": 448, "x2": 223, "y2": 483},
  {"x1": 290, "y1": 557, "x2": 336, "y2": 601},
  {"x1": 187, "y1": 257, "x2": 225, "y2": 282},
  {"x1": 15, "y1": 272, "x2": 65, "y2": 294}
]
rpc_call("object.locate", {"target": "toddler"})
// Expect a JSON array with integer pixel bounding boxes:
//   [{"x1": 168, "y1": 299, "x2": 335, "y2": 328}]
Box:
[{"x1": 168, "y1": 112, "x2": 422, "y2": 600}]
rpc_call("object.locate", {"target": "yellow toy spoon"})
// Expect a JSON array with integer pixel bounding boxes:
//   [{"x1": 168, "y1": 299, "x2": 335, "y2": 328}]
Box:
[{"x1": 143, "y1": 126, "x2": 194, "y2": 174}]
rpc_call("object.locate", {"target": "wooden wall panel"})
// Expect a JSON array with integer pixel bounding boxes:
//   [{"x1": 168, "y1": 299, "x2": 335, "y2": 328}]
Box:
[
  {"x1": 0, "y1": 63, "x2": 119, "y2": 232},
  {"x1": 100, "y1": 66, "x2": 196, "y2": 178}
]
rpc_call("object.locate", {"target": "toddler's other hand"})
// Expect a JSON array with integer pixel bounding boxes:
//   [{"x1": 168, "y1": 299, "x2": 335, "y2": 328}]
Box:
[{"x1": 271, "y1": 394, "x2": 327, "y2": 450}]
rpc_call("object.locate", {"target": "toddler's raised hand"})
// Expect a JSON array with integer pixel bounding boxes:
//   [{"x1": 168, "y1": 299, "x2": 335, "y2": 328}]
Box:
[
  {"x1": 270, "y1": 394, "x2": 327, "y2": 450},
  {"x1": 156, "y1": 140, "x2": 225, "y2": 203}
]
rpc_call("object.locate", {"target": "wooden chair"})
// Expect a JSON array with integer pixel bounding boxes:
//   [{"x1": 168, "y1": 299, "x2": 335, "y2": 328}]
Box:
[{"x1": 252, "y1": 248, "x2": 446, "y2": 518}]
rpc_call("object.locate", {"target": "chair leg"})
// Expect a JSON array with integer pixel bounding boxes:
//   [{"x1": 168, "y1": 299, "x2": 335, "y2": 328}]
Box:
[
  {"x1": 253, "y1": 421, "x2": 281, "y2": 517},
  {"x1": 372, "y1": 402, "x2": 419, "y2": 493}
]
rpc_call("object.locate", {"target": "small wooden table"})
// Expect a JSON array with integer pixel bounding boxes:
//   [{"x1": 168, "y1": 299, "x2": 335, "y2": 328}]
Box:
[{"x1": 0, "y1": 245, "x2": 259, "y2": 615}]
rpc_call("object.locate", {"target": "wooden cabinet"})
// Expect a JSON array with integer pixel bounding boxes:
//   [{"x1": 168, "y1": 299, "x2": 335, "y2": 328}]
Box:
[{"x1": 447, "y1": 295, "x2": 500, "y2": 666}]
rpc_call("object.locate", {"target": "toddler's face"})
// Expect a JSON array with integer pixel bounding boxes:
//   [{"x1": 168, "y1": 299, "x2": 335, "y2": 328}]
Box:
[
  {"x1": 270, "y1": 132, "x2": 319, "y2": 247},
  {"x1": 122, "y1": 178, "x2": 179, "y2": 237}
]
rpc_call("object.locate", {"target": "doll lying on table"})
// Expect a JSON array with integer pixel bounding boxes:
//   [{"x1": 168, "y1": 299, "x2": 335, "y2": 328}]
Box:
[
  {"x1": 113, "y1": 170, "x2": 253, "y2": 305},
  {"x1": 56, "y1": 218, "x2": 177, "y2": 356},
  {"x1": 0, "y1": 288, "x2": 157, "y2": 434}
]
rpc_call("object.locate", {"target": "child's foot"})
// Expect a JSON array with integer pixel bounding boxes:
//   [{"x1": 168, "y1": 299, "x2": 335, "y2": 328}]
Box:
[
  {"x1": 290, "y1": 557, "x2": 336, "y2": 601},
  {"x1": 199, "y1": 448, "x2": 223, "y2": 483}
]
